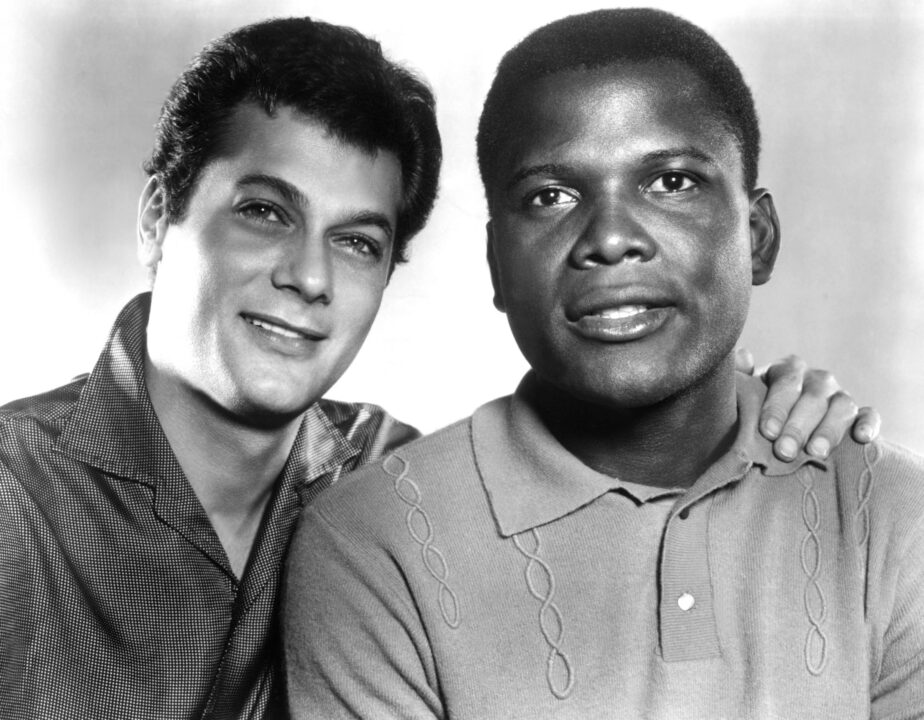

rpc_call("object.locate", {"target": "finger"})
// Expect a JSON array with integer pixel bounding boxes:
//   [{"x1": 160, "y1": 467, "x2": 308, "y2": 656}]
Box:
[
  {"x1": 758, "y1": 355, "x2": 808, "y2": 440},
  {"x1": 772, "y1": 368, "x2": 845, "y2": 460},
  {"x1": 799, "y1": 391, "x2": 859, "y2": 459},
  {"x1": 734, "y1": 347, "x2": 756, "y2": 376},
  {"x1": 772, "y1": 392, "x2": 831, "y2": 461},
  {"x1": 851, "y1": 406, "x2": 881, "y2": 443}
]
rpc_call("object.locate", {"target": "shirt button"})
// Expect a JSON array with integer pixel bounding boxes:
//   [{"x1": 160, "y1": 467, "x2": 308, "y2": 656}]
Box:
[{"x1": 678, "y1": 593, "x2": 695, "y2": 611}]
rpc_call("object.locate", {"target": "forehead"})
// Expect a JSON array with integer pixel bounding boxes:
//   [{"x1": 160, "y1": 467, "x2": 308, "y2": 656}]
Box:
[
  {"x1": 214, "y1": 103, "x2": 385, "y2": 169},
  {"x1": 204, "y1": 103, "x2": 403, "y2": 210},
  {"x1": 492, "y1": 61, "x2": 743, "y2": 188}
]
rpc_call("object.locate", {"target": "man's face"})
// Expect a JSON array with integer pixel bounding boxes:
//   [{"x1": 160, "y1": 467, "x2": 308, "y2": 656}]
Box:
[
  {"x1": 141, "y1": 103, "x2": 402, "y2": 425},
  {"x1": 487, "y1": 61, "x2": 777, "y2": 409}
]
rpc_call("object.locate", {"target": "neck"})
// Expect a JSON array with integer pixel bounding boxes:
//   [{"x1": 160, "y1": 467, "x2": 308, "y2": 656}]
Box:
[
  {"x1": 144, "y1": 354, "x2": 303, "y2": 577},
  {"x1": 533, "y1": 356, "x2": 739, "y2": 489}
]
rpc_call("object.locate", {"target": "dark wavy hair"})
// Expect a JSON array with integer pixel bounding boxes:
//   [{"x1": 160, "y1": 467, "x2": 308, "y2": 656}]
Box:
[
  {"x1": 144, "y1": 17, "x2": 441, "y2": 265},
  {"x1": 477, "y1": 8, "x2": 760, "y2": 205}
]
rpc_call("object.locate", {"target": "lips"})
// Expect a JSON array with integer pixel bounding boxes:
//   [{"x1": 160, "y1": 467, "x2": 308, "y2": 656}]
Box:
[
  {"x1": 241, "y1": 312, "x2": 329, "y2": 345},
  {"x1": 566, "y1": 288, "x2": 675, "y2": 342}
]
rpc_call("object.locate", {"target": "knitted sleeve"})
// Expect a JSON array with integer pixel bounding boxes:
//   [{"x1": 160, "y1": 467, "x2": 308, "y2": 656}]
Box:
[
  {"x1": 869, "y1": 521, "x2": 924, "y2": 717},
  {"x1": 867, "y1": 444, "x2": 924, "y2": 718},
  {"x1": 283, "y1": 502, "x2": 443, "y2": 720}
]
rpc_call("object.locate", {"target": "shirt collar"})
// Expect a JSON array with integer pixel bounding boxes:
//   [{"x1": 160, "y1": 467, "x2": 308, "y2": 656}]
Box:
[
  {"x1": 292, "y1": 403, "x2": 363, "y2": 485},
  {"x1": 472, "y1": 372, "x2": 827, "y2": 537},
  {"x1": 57, "y1": 292, "x2": 361, "y2": 490}
]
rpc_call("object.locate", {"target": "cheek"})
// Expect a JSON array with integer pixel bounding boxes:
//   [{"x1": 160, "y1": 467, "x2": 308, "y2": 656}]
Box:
[
  {"x1": 497, "y1": 240, "x2": 557, "y2": 308},
  {"x1": 337, "y1": 272, "x2": 389, "y2": 335},
  {"x1": 688, "y1": 211, "x2": 753, "y2": 288}
]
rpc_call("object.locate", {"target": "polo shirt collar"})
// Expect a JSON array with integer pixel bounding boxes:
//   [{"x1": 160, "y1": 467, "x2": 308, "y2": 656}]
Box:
[{"x1": 472, "y1": 372, "x2": 827, "y2": 537}]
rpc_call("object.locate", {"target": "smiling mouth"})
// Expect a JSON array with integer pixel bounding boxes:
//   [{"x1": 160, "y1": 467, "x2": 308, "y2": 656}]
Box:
[
  {"x1": 572, "y1": 304, "x2": 673, "y2": 342},
  {"x1": 242, "y1": 314, "x2": 327, "y2": 341}
]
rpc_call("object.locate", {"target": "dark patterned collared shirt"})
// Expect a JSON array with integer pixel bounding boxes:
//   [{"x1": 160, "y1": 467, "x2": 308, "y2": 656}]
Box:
[{"x1": 0, "y1": 293, "x2": 418, "y2": 720}]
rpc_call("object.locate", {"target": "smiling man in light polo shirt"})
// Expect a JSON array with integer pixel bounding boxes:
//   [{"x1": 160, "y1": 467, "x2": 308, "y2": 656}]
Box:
[{"x1": 283, "y1": 9, "x2": 924, "y2": 718}]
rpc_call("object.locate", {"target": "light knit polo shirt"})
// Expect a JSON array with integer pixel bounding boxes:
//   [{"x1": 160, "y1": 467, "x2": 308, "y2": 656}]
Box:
[{"x1": 284, "y1": 373, "x2": 924, "y2": 720}]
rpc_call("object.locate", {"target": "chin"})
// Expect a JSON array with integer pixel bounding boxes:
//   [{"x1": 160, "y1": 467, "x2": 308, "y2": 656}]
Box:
[
  {"x1": 579, "y1": 384, "x2": 674, "y2": 411},
  {"x1": 234, "y1": 400, "x2": 311, "y2": 430},
  {"x1": 554, "y1": 361, "x2": 695, "y2": 410},
  {"x1": 219, "y1": 383, "x2": 319, "y2": 430}
]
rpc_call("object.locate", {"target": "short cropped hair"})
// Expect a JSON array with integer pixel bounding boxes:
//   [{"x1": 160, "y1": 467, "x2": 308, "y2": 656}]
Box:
[
  {"x1": 477, "y1": 8, "x2": 760, "y2": 200},
  {"x1": 144, "y1": 17, "x2": 441, "y2": 265}
]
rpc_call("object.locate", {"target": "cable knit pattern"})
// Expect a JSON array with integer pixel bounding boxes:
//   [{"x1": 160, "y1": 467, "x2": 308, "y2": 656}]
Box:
[
  {"x1": 855, "y1": 441, "x2": 878, "y2": 548},
  {"x1": 512, "y1": 528, "x2": 574, "y2": 700},
  {"x1": 284, "y1": 380, "x2": 924, "y2": 720},
  {"x1": 383, "y1": 453, "x2": 461, "y2": 629},
  {"x1": 799, "y1": 469, "x2": 828, "y2": 675}
]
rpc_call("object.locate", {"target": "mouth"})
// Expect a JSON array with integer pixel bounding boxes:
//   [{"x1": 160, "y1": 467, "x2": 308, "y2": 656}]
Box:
[
  {"x1": 587, "y1": 304, "x2": 652, "y2": 320},
  {"x1": 566, "y1": 290, "x2": 675, "y2": 343},
  {"x1": 572, "y1": 304, "x2": 673, "y2": 342},
  {"x1": 241, "y1": 313, "x2": 328, "y2": 342}
]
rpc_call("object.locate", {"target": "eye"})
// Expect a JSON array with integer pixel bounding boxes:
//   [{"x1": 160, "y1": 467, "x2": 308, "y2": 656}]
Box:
[
  {"x1": 647, "y1": 172, "x2": 697, "y2": 194},
  {"x1": 333, "y1": 234, "x2": 383, "y2": 261},
  {"x1": 238, "y1": 201, "x2": 289, "y2": 226},
  {"x1": 526, "y1": 187, "x2": 579, "y2": 208}
]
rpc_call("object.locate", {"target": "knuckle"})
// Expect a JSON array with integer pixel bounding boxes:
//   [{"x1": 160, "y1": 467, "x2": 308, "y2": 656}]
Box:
[
  {"x1": 761, "y1": 408, "x2": 787, "y2": 425},
  {"x1": 784, "y1": 354, "x2": 808, "y2": 372},
  {"x1": 804, "y1": 368, "x2": 839, "y2": 393},
  {"x1": 781, "y1": 424, "x2": 807, "y2": 445},
  {"x1": 829, "y1": 391, "x2": 858, "y2": 413}
]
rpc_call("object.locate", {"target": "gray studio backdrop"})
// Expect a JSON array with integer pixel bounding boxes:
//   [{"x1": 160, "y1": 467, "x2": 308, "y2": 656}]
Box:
[{"x1": 2, "y1": 0, "x2": 922, "y2": 450}]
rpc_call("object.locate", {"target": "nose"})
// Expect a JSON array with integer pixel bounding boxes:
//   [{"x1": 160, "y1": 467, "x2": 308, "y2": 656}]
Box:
[
  {"x1": 569, "y1": 200, "x2": 657, "y2": 268},
  {"x1": 273, "y1": 232, "x2": 333, "y2": 304}
]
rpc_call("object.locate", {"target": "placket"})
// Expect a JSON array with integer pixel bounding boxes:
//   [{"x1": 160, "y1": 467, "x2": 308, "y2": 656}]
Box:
[{"x1": 659, "y1": 494, "x2": 720, "y2": 662}]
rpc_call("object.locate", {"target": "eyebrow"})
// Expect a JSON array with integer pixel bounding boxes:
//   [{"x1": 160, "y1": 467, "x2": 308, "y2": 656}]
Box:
[
  {"x1": 638, "y1": 146, "x2": 718, "y2": 166},
  {"x1": 341, "y1": 210, "x2": 395, "y2": 240},
  {"x1": 237, "y1": 173, "x2": 394, "y2": 239},
  {"x1": 237, "y1": 173, "x2": 309, "y2": 209},
  {"x1": 505, "y1": 146, "x2": 719, "y2": 191},
  {"x1": 505, "y1": 164, "x2": 575, "y2": 191}
]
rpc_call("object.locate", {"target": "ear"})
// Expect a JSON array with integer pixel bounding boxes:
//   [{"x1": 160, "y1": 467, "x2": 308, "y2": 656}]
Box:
[
  {"x1": 486, "y1": 221, "x2": 506, "y2": 312},
  {"x1": 137, "y1": 176, "x2": 169, "y2": 271},
  {"x1": 748, "y1": 189, "x2": 780, "y2": 286}
]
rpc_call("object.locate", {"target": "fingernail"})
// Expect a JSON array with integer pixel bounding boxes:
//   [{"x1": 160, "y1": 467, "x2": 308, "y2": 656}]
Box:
[
  {"x1": 856, "y1": 426, "x2": 872, "y2": 443},
  {"x1": 808, "y1": 438, "x2": 830, "y2": 458},
  {"x1": 778, "y1": 437, "x2": 798, "y2": 460},
  {"x1": 763, "y1": 417, "x2": 782, "y2": 437}
]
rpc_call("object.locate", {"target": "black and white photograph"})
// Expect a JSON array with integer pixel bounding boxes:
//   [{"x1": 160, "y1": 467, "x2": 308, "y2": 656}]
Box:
[{"x1": 2, "y1": 0, "x2": 922, "y2": 717}]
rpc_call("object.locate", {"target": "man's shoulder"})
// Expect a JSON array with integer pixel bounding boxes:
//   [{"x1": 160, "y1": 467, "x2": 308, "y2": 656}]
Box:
[
  {"x1": 0, "y1": 375, "x2": 88, "y2": 446},
  {"x1": 0, "y1": 376, "x2": 92, "y2": 511},
  {"x1": 829, "y1": 436, "x2": 924, "y2": 534},
  {"x1": 309, "y1": 416, "x2": 476, "y2": 515},
  {"x1": 831, "y1": 436, "x2": 924, "y2": 486},
  {"x1": 293, "y1": 414, "x2": 492, "y2": 569}
]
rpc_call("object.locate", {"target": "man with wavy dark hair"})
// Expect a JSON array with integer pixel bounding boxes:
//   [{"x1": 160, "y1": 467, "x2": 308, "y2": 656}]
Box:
[{"x1": 0, "y1": 17, "x2": 440, "y2": 719}]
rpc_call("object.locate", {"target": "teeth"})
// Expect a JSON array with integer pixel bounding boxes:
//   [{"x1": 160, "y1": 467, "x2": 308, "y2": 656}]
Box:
[
  {"x1": 246, "y1": 317, "x2": 304, "y2": 339},
  {"x1": 594, "y1": 305, "x2": 649, "y2": 319}
]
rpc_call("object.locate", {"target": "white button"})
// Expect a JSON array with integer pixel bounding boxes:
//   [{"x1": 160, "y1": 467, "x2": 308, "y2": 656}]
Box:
[{"x1": 677, "y1": 593, "x2": 695, "y2": 611}]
